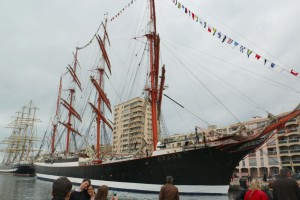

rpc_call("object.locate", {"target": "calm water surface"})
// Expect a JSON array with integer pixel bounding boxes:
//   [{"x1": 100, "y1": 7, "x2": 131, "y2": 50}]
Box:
[{"x1": 0, "y1": 174, "x2": 235, "y2": 199}]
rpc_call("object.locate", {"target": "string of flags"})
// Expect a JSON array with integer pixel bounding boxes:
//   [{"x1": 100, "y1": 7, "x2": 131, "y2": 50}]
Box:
[
  {"x1": 172, "y1": 0, "x2": 299, "y2": 77},
  {"x1": 110, "y1": 0, "x2": 137, "y2": 22}
]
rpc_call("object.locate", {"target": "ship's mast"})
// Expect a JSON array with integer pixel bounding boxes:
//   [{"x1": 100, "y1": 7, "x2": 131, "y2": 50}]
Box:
[
  {"x1": 60, "y1": 49, "x2": 82, "y2": 154},
  {"x1": 148, "y1": 0, "x2": 161, "y2": 151},
  {"x1": 90, "y1": 18, "x2": 113, "y2": 162},
  {"x1": 51, "y1": 76, "x2": 62, "y2": 155}
]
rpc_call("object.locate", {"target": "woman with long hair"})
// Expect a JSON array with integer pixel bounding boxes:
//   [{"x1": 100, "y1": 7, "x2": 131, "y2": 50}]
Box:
[
  {"x1": 244, "y1": 179, "x2": 268, "y2": 200},
  {"x1": 94, "y1": 185, "x2": 118, "y2": 200}
]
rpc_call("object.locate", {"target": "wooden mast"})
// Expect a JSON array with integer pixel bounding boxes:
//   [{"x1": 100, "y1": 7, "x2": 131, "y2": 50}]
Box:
[
  {"x1": 60, "y1": 49, "x2": 82, "y2": 154},
  {"x1": 51, "y1": 76, "x2": 62, "y2": 155},
  {"x1": 148, "y1": 0, "x2": 160, "y2": 151},
  {"x1": 91, "y1": 18, "x2": 113, "y2": 162}
]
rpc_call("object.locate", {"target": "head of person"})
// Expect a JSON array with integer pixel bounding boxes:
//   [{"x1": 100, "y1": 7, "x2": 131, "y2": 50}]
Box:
[
  {"x1": 268, "y1": 180, "x2": 274, "y2": 190},
  {"x1": 87, "y1": 185, "x2": 95, "y2": 197},
  {"x1": 239, "y1": 178, "x2": 248, "y2": 189},
  {"x1": 95, "y1": 185, "x2": 109, "y2": 200},
  {"x1": 52, "y1": 177, "x2": 72, "y2": 200},
  {"x1": 249, "y1": 179, "x2": 262, "y2": 190},
  {"x1": 80, "y1": 178, "x2": 91, "y2": 191},
  {"x1": 279, "y1": 168, "x2": 290, "y2": 177},
  {"x1": 166, "y1": 176, "x2": 174, "y2": 184}
]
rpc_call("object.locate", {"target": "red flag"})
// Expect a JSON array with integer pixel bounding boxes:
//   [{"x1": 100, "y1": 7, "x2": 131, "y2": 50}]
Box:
[
  {"x1": 291, "y1": 70, "x2": 299, "y2": 76},
  {"x1": 208, "y1": 27, "x2": 211, "y2": 32},
  {"x1": 192, "y1": 13, "x2": 195, "y2": 20},
  {"x1": 255, "y1": 54, "x2": 261, "y2": 60}
]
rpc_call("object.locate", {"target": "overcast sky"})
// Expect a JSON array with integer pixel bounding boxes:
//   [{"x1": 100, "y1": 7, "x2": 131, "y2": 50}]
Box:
[{"x1": 0, "y1": 0, "x2": 300, "y2": 150}]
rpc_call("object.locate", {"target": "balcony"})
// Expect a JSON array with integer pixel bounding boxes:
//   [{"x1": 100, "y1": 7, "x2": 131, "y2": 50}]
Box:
[
  {"x1": 289, "y1": 139, "x2": 300, "y2": 143},
  {"x1": 286, "y1": 127, "x2": 299, "y2": 134},
  {"x1": 267, "y1": 140, "x2": 276, "y2": 146},
  {"x1": 249, "y1": 153, "x2": 256, "y2": 157},
  {"x1": 290, "y1": 149, "x2": 300, "y2": 153},
  {"x1": 293, "y1": 160, "x2": 300, "y2": 164},
  {"x1": 279, "y1": 150, "x2": 289, "y2": 154},
  {"x1": 268, "y1": 151, "x2": 277, "y2": 155},
  {"x1": 281, "y1": 160, "x2": 291, "y2": 164},
  {"x1": 285, "y1": 119, "x2": 298, "y2": 127},
  {"x1": 278, "y1": 140, "x2": 288, "y2": 144},
  {"x1": 277, "y1": 130, "x2": 286, "y2": 135}
]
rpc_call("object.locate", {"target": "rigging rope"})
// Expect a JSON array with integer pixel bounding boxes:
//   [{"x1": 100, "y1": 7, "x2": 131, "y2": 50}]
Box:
[
  {"x1": 164, "y1": 94, "x2": 210, "y2": 126},
  {"x1": 162, "y1": 42, "x2": 242, "y2": 124}
]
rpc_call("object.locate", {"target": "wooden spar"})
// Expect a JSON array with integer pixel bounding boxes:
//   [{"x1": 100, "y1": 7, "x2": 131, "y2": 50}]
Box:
[
  {"x1": 66, "y1": 89, "x2": 74, "y2": 153},
  {"x1": 219, "y1": 107, "x2": 300, "y2": 153},
  {"x1": 51, "y1": 76, "x2": 62, "y2": 154},
  {"x1": 61, "y1": 99, "x2": 82, "y2": 122},
  {"x1": 102, "y1": 22, "x2": 111, "y2": 46},
  {"x1": 65, "y1": 49, "x2": 80, "y2": 154},
  {"x1": 67, "y1": 65, "x2": 82, "y2": 91},
  {"x1": 259, "y1": 108, "x2": 300, "y2": 137},
  {"x1": 157, "y1": 65, "x2": 165, "y2": 119},
  {"x1": 90, "y1": 76, "x2": 112, "y2": 113},
  {"x1": 154, "y1": 35, "x2": 160, "y2": 86},
  {"x1": 89, "y1": 102, "x2": 113, "y2": 131},
  {"x1": 96, "y1": 35, "x2": 112, "y2": 74},
  {"x1": 59, "y1": 121, "x2": 82, "y2": 136},
  {"x1": 148, "y1": 0, "x2": 159, "y2": 151}
]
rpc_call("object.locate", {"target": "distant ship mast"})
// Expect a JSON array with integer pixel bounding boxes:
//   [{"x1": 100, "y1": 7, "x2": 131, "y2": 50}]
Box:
[{"x1": 51, "y1": 76, "x2": 62, "y2": 155}]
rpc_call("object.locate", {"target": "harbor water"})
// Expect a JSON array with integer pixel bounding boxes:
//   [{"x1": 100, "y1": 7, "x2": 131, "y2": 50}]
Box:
[{"x1": 0, "y1": 174, "x2": 235, "y2": 199}]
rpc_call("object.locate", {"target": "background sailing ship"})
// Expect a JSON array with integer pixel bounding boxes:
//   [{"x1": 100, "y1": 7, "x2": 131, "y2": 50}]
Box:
[
  {"x1": 0, "y1": 101, "x2": 40, "y2": 176},
  {"x1": 32, "y1": 0, "x2": 300, "y2": 195}
]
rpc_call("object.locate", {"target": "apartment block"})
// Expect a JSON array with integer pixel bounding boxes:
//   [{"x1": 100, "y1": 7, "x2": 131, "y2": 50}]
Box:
[
  {"x1": 112, "y1": 97, "x2": 153, "y2": 154},
  {"x1": 235, "y1": 115, "x2": 300, "y2": 178}
]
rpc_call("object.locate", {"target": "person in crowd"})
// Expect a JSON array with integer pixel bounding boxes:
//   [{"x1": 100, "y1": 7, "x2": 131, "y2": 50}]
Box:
[
  {"x1": 264, "y1": 180, "x2": 273, "y2": 200},
  {"x1": 94, "y1": 185, "x2": 118, "y2": 200},
  {"x1": 52, "y1": 176, "x2": 72, "y2": 200},
  {"x1": 244, "y1": 179, "x2": 268, "y2": 200},
  {"x1": 273, "y1": 168, "x2": 300, "y2": 200},
  {"x1": 159, "y1": 175, "x2": 179, "y2": 200},
  {"x1": 87, "y1": 185, "x2": 96, "y2": 200},
  {"x1": 235, "y1": 178, "x2": 248, "y2": 200},
  {"x1": 70, "y1": 178, "x2": 91, "y2": 200},
  {"x1": 263, "y1": 172, "x2": 267, "y2": 182}
]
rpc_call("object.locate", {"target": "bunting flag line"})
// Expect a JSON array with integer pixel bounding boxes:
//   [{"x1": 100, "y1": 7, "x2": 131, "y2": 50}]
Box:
[
  {"x1": 172, "y1": 0, "x2": 299, "y2": 77},
  {"x1": 110, "y1": 0, "x2": 137, "y2": 22}
]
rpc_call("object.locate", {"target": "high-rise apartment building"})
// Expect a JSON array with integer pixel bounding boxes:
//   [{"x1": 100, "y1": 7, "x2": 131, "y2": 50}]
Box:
[{"x1": 112, "y1": 97, "x2": 153, "y2": 155}]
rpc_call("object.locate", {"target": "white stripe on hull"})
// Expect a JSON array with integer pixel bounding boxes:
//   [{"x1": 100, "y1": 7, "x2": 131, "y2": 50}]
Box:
[
  {"x1": 36, "y1": 173, "x2": 229, "y2": 195},
  {"x1": 0, "y1": 169, "x2": 17, "y2": 173}
]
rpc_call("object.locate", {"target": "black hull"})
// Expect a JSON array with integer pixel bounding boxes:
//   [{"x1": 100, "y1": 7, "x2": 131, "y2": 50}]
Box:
[
  {"x1": 34, "y1": 142, "x2": 255, "y2": 194},
  {"x1": 0, "y1": 163, "x2": 35, "y2": 177}
]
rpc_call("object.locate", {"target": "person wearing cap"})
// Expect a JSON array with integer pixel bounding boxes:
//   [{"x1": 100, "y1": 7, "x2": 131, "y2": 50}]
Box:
[
  {"x1": 273, "y1": 168, "x2": 300, "y2": 200},
  {"x1": 159, "y1": 175, "x2": 179, "y2": 200},
  {"x1": 70, "y1": 178, "x2": 92, "y2": 200}
]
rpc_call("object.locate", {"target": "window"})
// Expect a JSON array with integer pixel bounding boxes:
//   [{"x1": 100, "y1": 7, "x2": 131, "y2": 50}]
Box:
[
  {"x1": 249, "y1": 158, "x2": 257, "y2": 166},
  {"x1": 268, "y1": 157, "x2": 278, "y2": 165}
]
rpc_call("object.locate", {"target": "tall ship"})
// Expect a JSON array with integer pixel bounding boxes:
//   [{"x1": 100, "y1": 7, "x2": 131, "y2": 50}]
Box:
[
  {"x1": 0, "y1": 101, "x2": 40, "y2": 176},
  {"x1": 34, "y1": 0, "x2": 300, "y2": 195}
]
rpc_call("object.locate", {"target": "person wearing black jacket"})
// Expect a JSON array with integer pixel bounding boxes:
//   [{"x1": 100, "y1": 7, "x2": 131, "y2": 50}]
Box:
[
  {"x1": 52, "y1": 177, "x2": 72, "y2": 200},
  {"x1": 273, "y1": 168, "x2": 300, "y2": 200},
  {"x1": 235, "y1": 178, "x2": 248, "y2": 200},
  {"x1": 70, "y1": 178, "x2": 91, "y2": 200}
]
